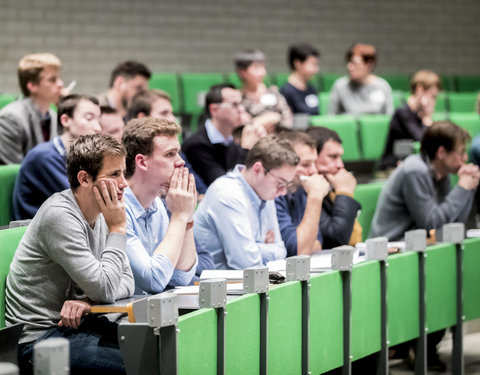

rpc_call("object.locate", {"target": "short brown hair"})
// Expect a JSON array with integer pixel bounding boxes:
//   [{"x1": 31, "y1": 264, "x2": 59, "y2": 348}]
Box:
[
  {"x1": 18, "y1": 53, "x2": 62, "y2": 97},
  {"x1": 122, "y1": 117, "x2": 181, "y2": 178},
  {"x1": 245, "y1": 135, "x2": 299, "y2": 171},
  {"x1": 126, "y1": 89, "x2": 171, "y2": 121},
  {"x1": 278, "y1": 130, "x2": 317, "y2": 151},
  {"x1": 58, "y1": 94, "x2": 99, "y2": 129},
  {"x1": 345, "y1": 43, "x2": 376, "y2": 65},
  {"x1": 67, "y1": 134, "x2": 126, "y2": 189},
  {"x1": 108, "y1": 60, "x2": 151, "y2": 88},
  {"x1": 410, "y1": 70, "x2": 442, "y2": 94},
  {"x1": 306, "y1": 126, "x2": 342, "y2": 153},
  {"x1": 421, "y1": 121, "x2": 470, "y2": 160}
]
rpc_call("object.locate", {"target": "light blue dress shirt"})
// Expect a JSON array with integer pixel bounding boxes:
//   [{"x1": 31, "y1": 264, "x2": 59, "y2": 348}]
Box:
[
  {"x1": 205, "y1": 119, "x2": 233, "y2": 146},
  {"x1": 194, "y1": 165, "x2": 287, "y2": 270},
  {"x1": 124, "y1": 187, "x2": 197, "y2": 294}
]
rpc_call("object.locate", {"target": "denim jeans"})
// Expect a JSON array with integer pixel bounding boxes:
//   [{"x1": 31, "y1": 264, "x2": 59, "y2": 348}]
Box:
[{"x1": 18, "y1": 315, "x2": 125, "y2": 375}]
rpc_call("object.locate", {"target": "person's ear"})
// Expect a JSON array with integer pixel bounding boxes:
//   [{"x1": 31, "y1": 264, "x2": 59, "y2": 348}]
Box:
[
  {"x1": 26, "y1": 81, "x2": 38, "y2": 95},
  {"x1": 137, "y1": 112, "x2": 146, "y2": 118},
  {"x1": 112, "y1": 76, "x2": 125, "y2": 90},
  {"x1": 436, "y1": 146, "x2": 447, "y2": 161},
  {"x1": 77, "y1": 170, "x2": 90, "y2": 187},
  {"x1": 251, "y1": 161, "x2": 264, "y2": 175},
  {"x1": 60, "y1": 114, "x2": 71, "y2": 129},
  {"x1": 135, "y1": 154, "x2": 148, "y2": 171},
  {"x1": 293, "y1": 59, "x2": 302, "y2": 71}
]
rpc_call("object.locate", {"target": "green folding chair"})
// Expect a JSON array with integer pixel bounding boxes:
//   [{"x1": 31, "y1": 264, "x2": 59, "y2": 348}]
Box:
[
  {"x1": 353, "y1": 181, "x2": 385, "y2": 240},
  {"x1": 0, "y1": 94, "x2": 16, "y2": 110},
  {"x1": 0, "y1": 226, "x2": 27, "y2": 328},
  {"x1": 318, "y1": 92, "x2": 330, "y2": 115},
  {"x1": 455, "y1": 76, "x2": 480, "y2": 92},
  {"x1": 0, "y1": 164, "x2": 21, "y2": 227},
  {"x1": 148, "y1": 73, "x2": 181, "y2": 113},
  {"x1": 382, "y1": 74, "x2": 410, "y2": 92},
  {"x1": 448, "y1": 92, "x2": 478, "y2": 113},
  {"x1": 320, "y1": 73, "x2": 343, "y2": 92},
  {"x1": 180, "y1": 73, "x2": 225, "y2": 132},
  {"x1": 449, "y1": 113, "x2": 480, "y2": 139},
  {"x1": 358, "y1": 114, "x2": 391, "y2": 160},
  {"x1": 309, "y1": 115, "x2": 361, "y2": 161}
]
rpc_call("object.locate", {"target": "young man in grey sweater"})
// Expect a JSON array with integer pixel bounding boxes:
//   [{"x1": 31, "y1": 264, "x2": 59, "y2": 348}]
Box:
[{"x1": 6, "y1": 134, "x2": 134, "y2": 374}]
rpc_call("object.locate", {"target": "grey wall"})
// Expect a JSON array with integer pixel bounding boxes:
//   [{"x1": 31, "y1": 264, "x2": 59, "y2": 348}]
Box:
[{"x1": 0, "y1": 0, "x2": 479, "y2": 95}]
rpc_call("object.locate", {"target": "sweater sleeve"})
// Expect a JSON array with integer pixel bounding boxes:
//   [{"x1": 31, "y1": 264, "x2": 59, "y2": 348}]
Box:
[{"x1": 41, "y1": 208, "x2": 129, "y2": 303}]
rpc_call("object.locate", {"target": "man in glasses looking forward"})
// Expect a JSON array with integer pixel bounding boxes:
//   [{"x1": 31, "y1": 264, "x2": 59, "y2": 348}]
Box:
[{"x1": 193, "y1": 135, "x2": 299, "y2": 269}]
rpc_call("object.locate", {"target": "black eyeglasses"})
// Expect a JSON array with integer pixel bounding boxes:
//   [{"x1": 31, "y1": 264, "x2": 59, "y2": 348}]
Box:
[{"x1": 266, "y1": 170, "x2": 294, "y2": 190}]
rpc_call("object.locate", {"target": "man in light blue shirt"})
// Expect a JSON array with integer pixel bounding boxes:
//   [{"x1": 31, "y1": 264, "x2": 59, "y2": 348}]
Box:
[
  {"x1": 194, "y1": 135, "x2": 299, "y2": 269},
  {"x1": 122, "y1": 117, "x2": 197, "y2": 294}
]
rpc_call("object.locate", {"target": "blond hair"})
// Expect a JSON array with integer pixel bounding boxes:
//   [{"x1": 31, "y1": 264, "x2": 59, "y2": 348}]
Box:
[{"x1": 18, "y1": 53, "x2": 62, "y2": 96}]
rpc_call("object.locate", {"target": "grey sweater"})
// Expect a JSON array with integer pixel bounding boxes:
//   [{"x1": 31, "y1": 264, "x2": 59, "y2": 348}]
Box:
[
  {"x1": 370, "y1": 154, "x2": 475, "y2": 241},
  {"x1": 329, "y1": 76, "x2": 394, "y2": 116},
  {"x1": 6, "y1": 189, "x2": 134, "y2": 343}
]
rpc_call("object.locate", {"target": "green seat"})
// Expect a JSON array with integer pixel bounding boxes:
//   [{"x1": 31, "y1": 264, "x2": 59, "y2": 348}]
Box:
[
  {"x1": 0, "y1": 94, "x2": 16, "y2": 110},
  {"x1": 309, "y1": 115, "x2": 361, "y2": 161},
  {"x1": 440, "y1": 75, "x2": 455, "y2": 92},
  {"x1": 0, "y1": 164, "x2": 21, "y2": 227},
  {"x1": 455, "y1": 76, "x2": 480, "y2": 92},
  {"x1": 226, "y1": 73, "x2": 272, "y2": 89},
  {"x1": 180, "y1": 73, "x2": 225, "y2": 115},
  {"x1": 353, "y1": 181, "x2": 384, "y2": 240},
  {"x1": 448, "y1": 92, "x2": 478, "y2": 112},
  {"x1": 148, "y1": 73, "x2": 181, "y2": 113},
  {"x1": 320, "y1": 73, "x2": 343, "y2": 92},
  {"x1": 0, "y1": 226, "x2": 27, "y2": 328},
  {"x1": 358, "y1": 114, "x2": 391, "y2": 160},
  {"x1": 382, "y1": 74, "x2": 410, "y2": 92},
  {"x1": 449, "y1": 113, "x2": 480, "y2": 139},
  {"x1": 318, "y1": 92, "x2": 330, "y2": 115}
]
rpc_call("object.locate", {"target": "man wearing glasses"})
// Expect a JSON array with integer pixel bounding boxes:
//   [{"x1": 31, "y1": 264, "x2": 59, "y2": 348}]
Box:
[
  {"x1": 182, "y1": 83, "x2": 263, "y2": 186},
  {"x1": 193, "y1": 135, "x2": 299, "y2": 270}
]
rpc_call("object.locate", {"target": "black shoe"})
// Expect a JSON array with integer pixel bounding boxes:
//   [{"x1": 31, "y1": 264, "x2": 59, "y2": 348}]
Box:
[{"x1": 428, "y1": 355, "x2": 447, "y2": 373}]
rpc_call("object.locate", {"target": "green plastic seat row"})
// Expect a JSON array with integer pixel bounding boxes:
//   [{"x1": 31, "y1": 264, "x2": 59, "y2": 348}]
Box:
[{"x1": 0, "y1": 164, "x2": 21, "y2": 227}]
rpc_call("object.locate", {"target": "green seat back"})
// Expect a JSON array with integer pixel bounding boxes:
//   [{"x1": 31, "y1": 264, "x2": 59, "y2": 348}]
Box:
[
  {"x1": 440, "y1": 75, "x2": 455, "y2": 92},
  {"x1": 387, "y1": 252, "x2": 420, "y2": 346},
  {"x1": 318, "y1": 92, "x2": 330, "y2": 115},
  {"x1": 320, "y1": 73, "x2": 343, "y2": 92},
  {"x1": 226, "y1": 73, "x2": 272, "y2": 89},
  {"x1": 448, "y1": 92, "x2": 478, "y2": 113},
  {"x1": 382, "y1": 74, "x2": 410, "y2": 92},
  {"x1": 0, "y1": 94, "x2": 16, "y2": 110},
  {"x1": 225, "y1": 294, "x2": 260, "y2": 374},
  {"x1": 463, "y1": 238, "x2": 480, "y2": 321},
  {"x1": 0, "y1": 226, "x2": 27, "y2": 328},
  {"x1": 148, "y1": 73, "x2": 181, "y2": 113},
  {"x1": 178, "y1": 308, "x2": 217, "y2": 375},
  {"x1": 180, "y1": 73, "x2": 225, "y2": 115},
  {"x1": 425, "y1": 243, "x2": 457, "y2": 333},
  {"x1": 353, "y1": 182, "x2": 384, "y2": 240},
  {"x1": 434, "y1": 92, "x2": 448, "y2": 113},
  {"x1": 351, "y1": 261, "x2": 381, "y2": 361},
  {"x1": 0, "y1": 164, "x2": 21, "y2": 226},
  {"x1": 310, "y1": 272, "x2": 344, "y2": 373},
  {"x1": 455, "y1": 76, "x2": 480, "y2": 92},
  {"x1": 358, "y1": 114, "x2": 391, "y2": 160},
  {"x1": 449, "y1": 113, "x2": 480, "y2": 139},
  {"x1": 268, "y1": 281, "x2": 302, "y2": 374},
  {"x1": 309, "y1": 115, "x2": 361, "y2": 161}
]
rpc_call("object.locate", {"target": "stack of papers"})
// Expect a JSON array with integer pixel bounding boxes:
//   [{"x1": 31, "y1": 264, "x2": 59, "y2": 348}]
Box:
[
  {"x1": 173, "y1": 284, "x2": 244, "y2": 295},
  {"x1": 199, "y1": 269, "x2": 243, "y2": 282}
]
